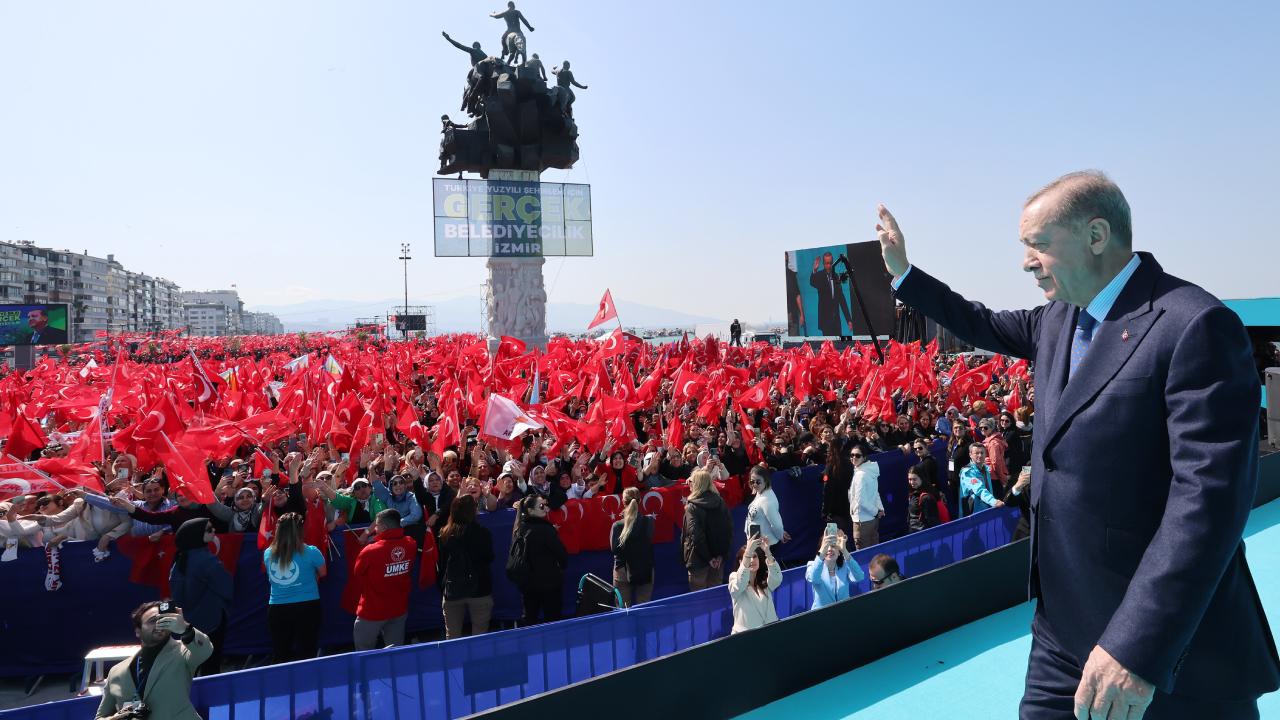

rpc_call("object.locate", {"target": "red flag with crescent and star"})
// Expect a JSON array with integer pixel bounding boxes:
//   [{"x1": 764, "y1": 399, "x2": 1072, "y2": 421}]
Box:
[{"x1": 586, "y1": 289, "x2": 618, "y2": 330}]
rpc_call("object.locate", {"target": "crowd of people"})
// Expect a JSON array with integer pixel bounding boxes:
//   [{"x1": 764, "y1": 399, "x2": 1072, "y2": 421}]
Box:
[{"x1": 0, "y1": 332, "x2": 1037, "y2": 679}]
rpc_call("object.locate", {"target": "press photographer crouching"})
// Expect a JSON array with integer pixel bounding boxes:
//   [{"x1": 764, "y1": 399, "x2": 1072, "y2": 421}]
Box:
[{"x1": 96, "y1": 600, "x2": 212, "y2": 719}]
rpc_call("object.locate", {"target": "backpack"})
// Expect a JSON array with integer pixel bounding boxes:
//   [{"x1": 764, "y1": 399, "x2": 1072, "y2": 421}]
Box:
[
  {"x1": 441, "y1": 536, "x2": 477, "y2": 601},
  {"x1": 505, "y1": 528, "x2": 531, "y2": 587},
  {"x1": 934, "y1": 494, "x2": 952, "y2": 524}
]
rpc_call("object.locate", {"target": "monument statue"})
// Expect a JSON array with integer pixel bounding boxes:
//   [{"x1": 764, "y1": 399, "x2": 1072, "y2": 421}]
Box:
[
  {"x1": 550, "y1": 61, "x2": 588, "y2": 118},
  {"x1": 442, "y1": 31, "x2": 495, "y2": 116},
  {"x1": 438, "y1": 9, "x2": 583, "y2": 176},
  {"x1": 524, "y1": 52, "x2": 547, "y2": 82},
  {"x1": 490, "y1": 2, "x2": 535, "y2": 67},
  {"x1": 437, "y1": 7, "x2": 584, "y2": 350}
]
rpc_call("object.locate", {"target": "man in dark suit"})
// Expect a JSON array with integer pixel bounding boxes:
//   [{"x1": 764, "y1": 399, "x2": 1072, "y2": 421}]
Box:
[
  {"x1": 26, "y1": 308, "x2": 66, "y2": 345},
  {"x1": 808, "y1": 251, "x2": 853, "y2": 336},
  {"x1": 877, "y1": 171, "x2": 1279, "y2": 719}
]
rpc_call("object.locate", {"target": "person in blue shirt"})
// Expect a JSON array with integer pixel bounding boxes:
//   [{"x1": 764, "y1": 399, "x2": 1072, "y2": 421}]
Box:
[
  {"x1": 958, "y1": 443, "x2": 1003, "y2": 517},
  {"x1": 806, "y1": 529, "x2": 864, "y2": 609},
  {"x1": 262, "y1": 512, "x2": 326, "y2": 663},
  {"x1": 372, "y1": 474, "x2": 426, "y2": 548}
]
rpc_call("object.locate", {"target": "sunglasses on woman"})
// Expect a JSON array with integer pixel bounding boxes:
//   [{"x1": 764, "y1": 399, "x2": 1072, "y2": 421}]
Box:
[{"x1": 850, "y1": 453, "x2": 864, "y2": 459}]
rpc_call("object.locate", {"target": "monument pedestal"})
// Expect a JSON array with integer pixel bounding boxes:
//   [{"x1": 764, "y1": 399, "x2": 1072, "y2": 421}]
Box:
[{"x1": 486, "y1": 169, "x2": 548, "y2": 351}]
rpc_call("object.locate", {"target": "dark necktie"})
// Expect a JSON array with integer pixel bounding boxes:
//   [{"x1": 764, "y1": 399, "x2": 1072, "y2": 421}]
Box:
[{"x1": 1069, "y1": 310, "x2": 1097, "y2": 378}]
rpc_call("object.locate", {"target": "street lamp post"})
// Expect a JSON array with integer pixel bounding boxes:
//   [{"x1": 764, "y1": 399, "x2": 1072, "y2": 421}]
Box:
[{"x1": 398, "y1": 243, "x2": 411, "y2": 340}]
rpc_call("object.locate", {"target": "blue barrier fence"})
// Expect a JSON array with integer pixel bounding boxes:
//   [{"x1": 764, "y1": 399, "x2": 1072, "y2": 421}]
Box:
[
  {"x1": 1, "y1": 503, "x2": 1020, "y2": 720},
  {"x1": 0, "y1": 441, "x2": 953, "y2": 677}
]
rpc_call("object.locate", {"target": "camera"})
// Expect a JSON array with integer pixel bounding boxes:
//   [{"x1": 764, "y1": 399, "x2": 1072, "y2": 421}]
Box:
[
  {"x1": 118, "y1": 700, "x2": 150, "y2": 719},
  {"x1": 157, "y1": 601, "x2": 179, "y2": 615}
]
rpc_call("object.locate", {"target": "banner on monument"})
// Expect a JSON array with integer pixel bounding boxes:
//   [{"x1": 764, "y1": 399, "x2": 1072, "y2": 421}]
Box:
[{"x1": 433, "y1": 178, "x2": 593, "y2": 258}]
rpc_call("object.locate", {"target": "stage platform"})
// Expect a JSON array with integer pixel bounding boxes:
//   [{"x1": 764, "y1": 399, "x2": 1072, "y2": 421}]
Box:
[{"x1": 737, "y1": 497, "x2": 1280, "y2": 719}]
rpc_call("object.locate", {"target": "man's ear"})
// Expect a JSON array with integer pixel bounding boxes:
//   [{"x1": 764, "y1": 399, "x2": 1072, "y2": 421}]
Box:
[{"x1": 1086, "y1": 217, "x2": 1112, "y2": 256}]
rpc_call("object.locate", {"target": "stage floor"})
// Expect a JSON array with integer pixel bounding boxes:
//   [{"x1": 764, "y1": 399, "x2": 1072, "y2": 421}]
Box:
[{"x1": 738, "y1": 498, "x2": 1280, "y2": 719}]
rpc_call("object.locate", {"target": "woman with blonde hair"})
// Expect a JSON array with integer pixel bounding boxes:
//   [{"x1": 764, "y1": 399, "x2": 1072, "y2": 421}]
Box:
[
  {"x1": 682, "y1": 469, "x2": 733, "y2": 590},
  {"x1": 263, "y1": 511, "x2": 327, "y2": 663},
  {"x1": 609, "y1": 486, "x2": 654, "y2": 606}
]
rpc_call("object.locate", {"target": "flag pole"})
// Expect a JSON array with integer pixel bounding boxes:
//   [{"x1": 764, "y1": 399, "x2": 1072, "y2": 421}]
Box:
[{"x1": 2, "y1": 453, "x2": 70, "y2": 492}]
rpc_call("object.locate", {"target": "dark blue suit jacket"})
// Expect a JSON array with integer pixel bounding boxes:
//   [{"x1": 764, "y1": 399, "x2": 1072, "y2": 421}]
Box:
[{"x1": 896, "y1": 252, "x2": 1280, "y2": 698}]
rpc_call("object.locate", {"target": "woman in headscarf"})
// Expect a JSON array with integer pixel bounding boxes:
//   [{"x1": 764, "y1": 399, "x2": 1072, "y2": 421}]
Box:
[{"x1": 169, "y1": 518, "x2": 233, "y2": 676}]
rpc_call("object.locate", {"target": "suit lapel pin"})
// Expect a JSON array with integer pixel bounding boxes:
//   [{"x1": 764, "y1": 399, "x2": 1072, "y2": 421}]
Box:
[{"x1": 1121, "y1": 329, "x2": 1130, "y2": 342}]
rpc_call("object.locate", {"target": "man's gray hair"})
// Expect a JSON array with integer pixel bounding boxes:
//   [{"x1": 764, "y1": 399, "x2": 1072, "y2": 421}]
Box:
[{"x1": 1025, "y1": 170, "x2": 1132, "y2": 248}]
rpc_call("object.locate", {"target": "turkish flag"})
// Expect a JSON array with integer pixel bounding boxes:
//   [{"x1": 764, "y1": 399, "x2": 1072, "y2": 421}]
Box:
[
  {"x1": 118, "y1": 534, "x2": 178, "y2": 594},
  {"x1": 0, "y1": 456, "x2": 66, "y2": 500},
  {"x1": 735, "y1": 377, "x2": 772, "y2": 411},
  {"x1": 237, "y1": 410, "x2": 297, "y2": 447},
  {"x1": 1007, "y1": 381, "x2": 1023, "y2": 414},
  {"x1": 67, "y1": 413, "x2": 105, "y2": 466},
  {"x1": 548, "y1": 501, "x2": 582, "y2": 554},
  {"x1": 209, "y1": 532, "x2": 243, "y2": 577},
  {"x1": 345, "y1": 409, "x2": 375, "y2": 483},
  {"x1": 597, "y1": 328, "x2": 626, "y2": 359},
  {"x1": 5, "y1": 412, "x2": 48, "y2": 461},
  {"x1": 214, "y1": 389, "x2": 246, "y2": 422},
  {"x1": 716, "y1": 478, "x2": 743, "y2": 509},
  {"x1": 340, "y1": 530, "x2": 364, "y2": 615},
  {"x1": 303, "y1": 497, "x2": 329, "y2": 555},
  {"x1": 335, "y1": 392, "x2": 365, "y2": 436},
  {"x1": 184, "y1": 423, "x2": 248, "y2": 462},
  {"x1": 430, "y1": 401, "x2": 460, "y2": 458},
  {"x1": 586, "y1": 289, "x2": 618, "y2": 330},
  {"x1": 417, "y1": 527, "x2": 439, "y2": 589},
  {"x1": 666, "y1": 412, "x2": 684, "y2": 450},
  {"x1": 33, "y1": 456, "x2": 105, "y2": 493},
  {"x1": 252, "y1": 448, "x2": 274, "y2": 480},
  {"x1": 258, "y1": 505, "x2": 278, "y2": 551},
  {"x1": 155, "y1": 432, "x2": 215, "y2": 504},
  {"x1": 188, "y1": 351, "x2": 220, "y2": 407},
  {"x1": 736, "y1": 407, "x2": 763, "y2": 466},
  {"x1": 581, "y1": 494, "x2": 624, "y2": 552},
  {"x1": 133, "y1": 393, "x2": 186, "y2": 444},
  {"x1": 672, "y1": 367, "x2": 708, "y2": 404},
  {"x1": 395, "y1": 399, "x2": 429, "y2": 450},
  {"x1": 498, "y1": 336, "x2": 527, "y2": 359},
  {"x1": 640, "y1": 488, "x2": 677, "y2": 543}
]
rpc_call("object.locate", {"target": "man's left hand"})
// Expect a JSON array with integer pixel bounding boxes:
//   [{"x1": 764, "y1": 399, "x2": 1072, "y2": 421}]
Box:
[
  {"x1": 1074, "y1": 645, "x2": 1155, "y2": 720},
  {"x1": 155, "y1": 608, "x2": 190, "y2": 636}
]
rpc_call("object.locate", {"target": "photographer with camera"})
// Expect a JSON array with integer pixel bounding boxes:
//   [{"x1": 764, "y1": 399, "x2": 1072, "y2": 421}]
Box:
[{"x1": 96, "y1": 600, "x2": 212, "y2": 719}]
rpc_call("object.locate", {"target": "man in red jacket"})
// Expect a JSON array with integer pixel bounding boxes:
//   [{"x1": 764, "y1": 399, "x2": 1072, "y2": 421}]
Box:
[{"x1": 352, "y1": 509, "x2": 418, "y2": 650}]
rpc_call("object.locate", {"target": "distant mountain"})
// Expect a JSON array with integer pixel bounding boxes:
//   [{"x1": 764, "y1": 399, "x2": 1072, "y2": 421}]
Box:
[{"x1": 247, "y1": 295, "x2": 723, "y2": 334}]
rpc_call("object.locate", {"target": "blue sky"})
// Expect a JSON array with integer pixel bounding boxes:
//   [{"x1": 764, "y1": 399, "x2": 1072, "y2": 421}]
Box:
[{"x1": 1, "y1": 1, "x2": 1276, "y2": 325}]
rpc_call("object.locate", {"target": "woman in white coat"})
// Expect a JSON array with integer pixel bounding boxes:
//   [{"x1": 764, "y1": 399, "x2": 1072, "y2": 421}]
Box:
[
  {"x1": 728, "y1": 536, "x2": 782, "y2": 634},
  {"x1": 846, "y1": 444, "x2": 884, "y2": 550},
  {"x1": 745, "y1": 467, "x2": 790, "y2": 554}
]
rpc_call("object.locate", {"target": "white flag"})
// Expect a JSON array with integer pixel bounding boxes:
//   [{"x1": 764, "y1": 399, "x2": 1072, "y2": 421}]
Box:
[
  {"x1": 482, "y1": 393, "x2": 544, "y2": 440},
  {"x1": 284, "y1": 354, "x2": 311, "y2": 372}
]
